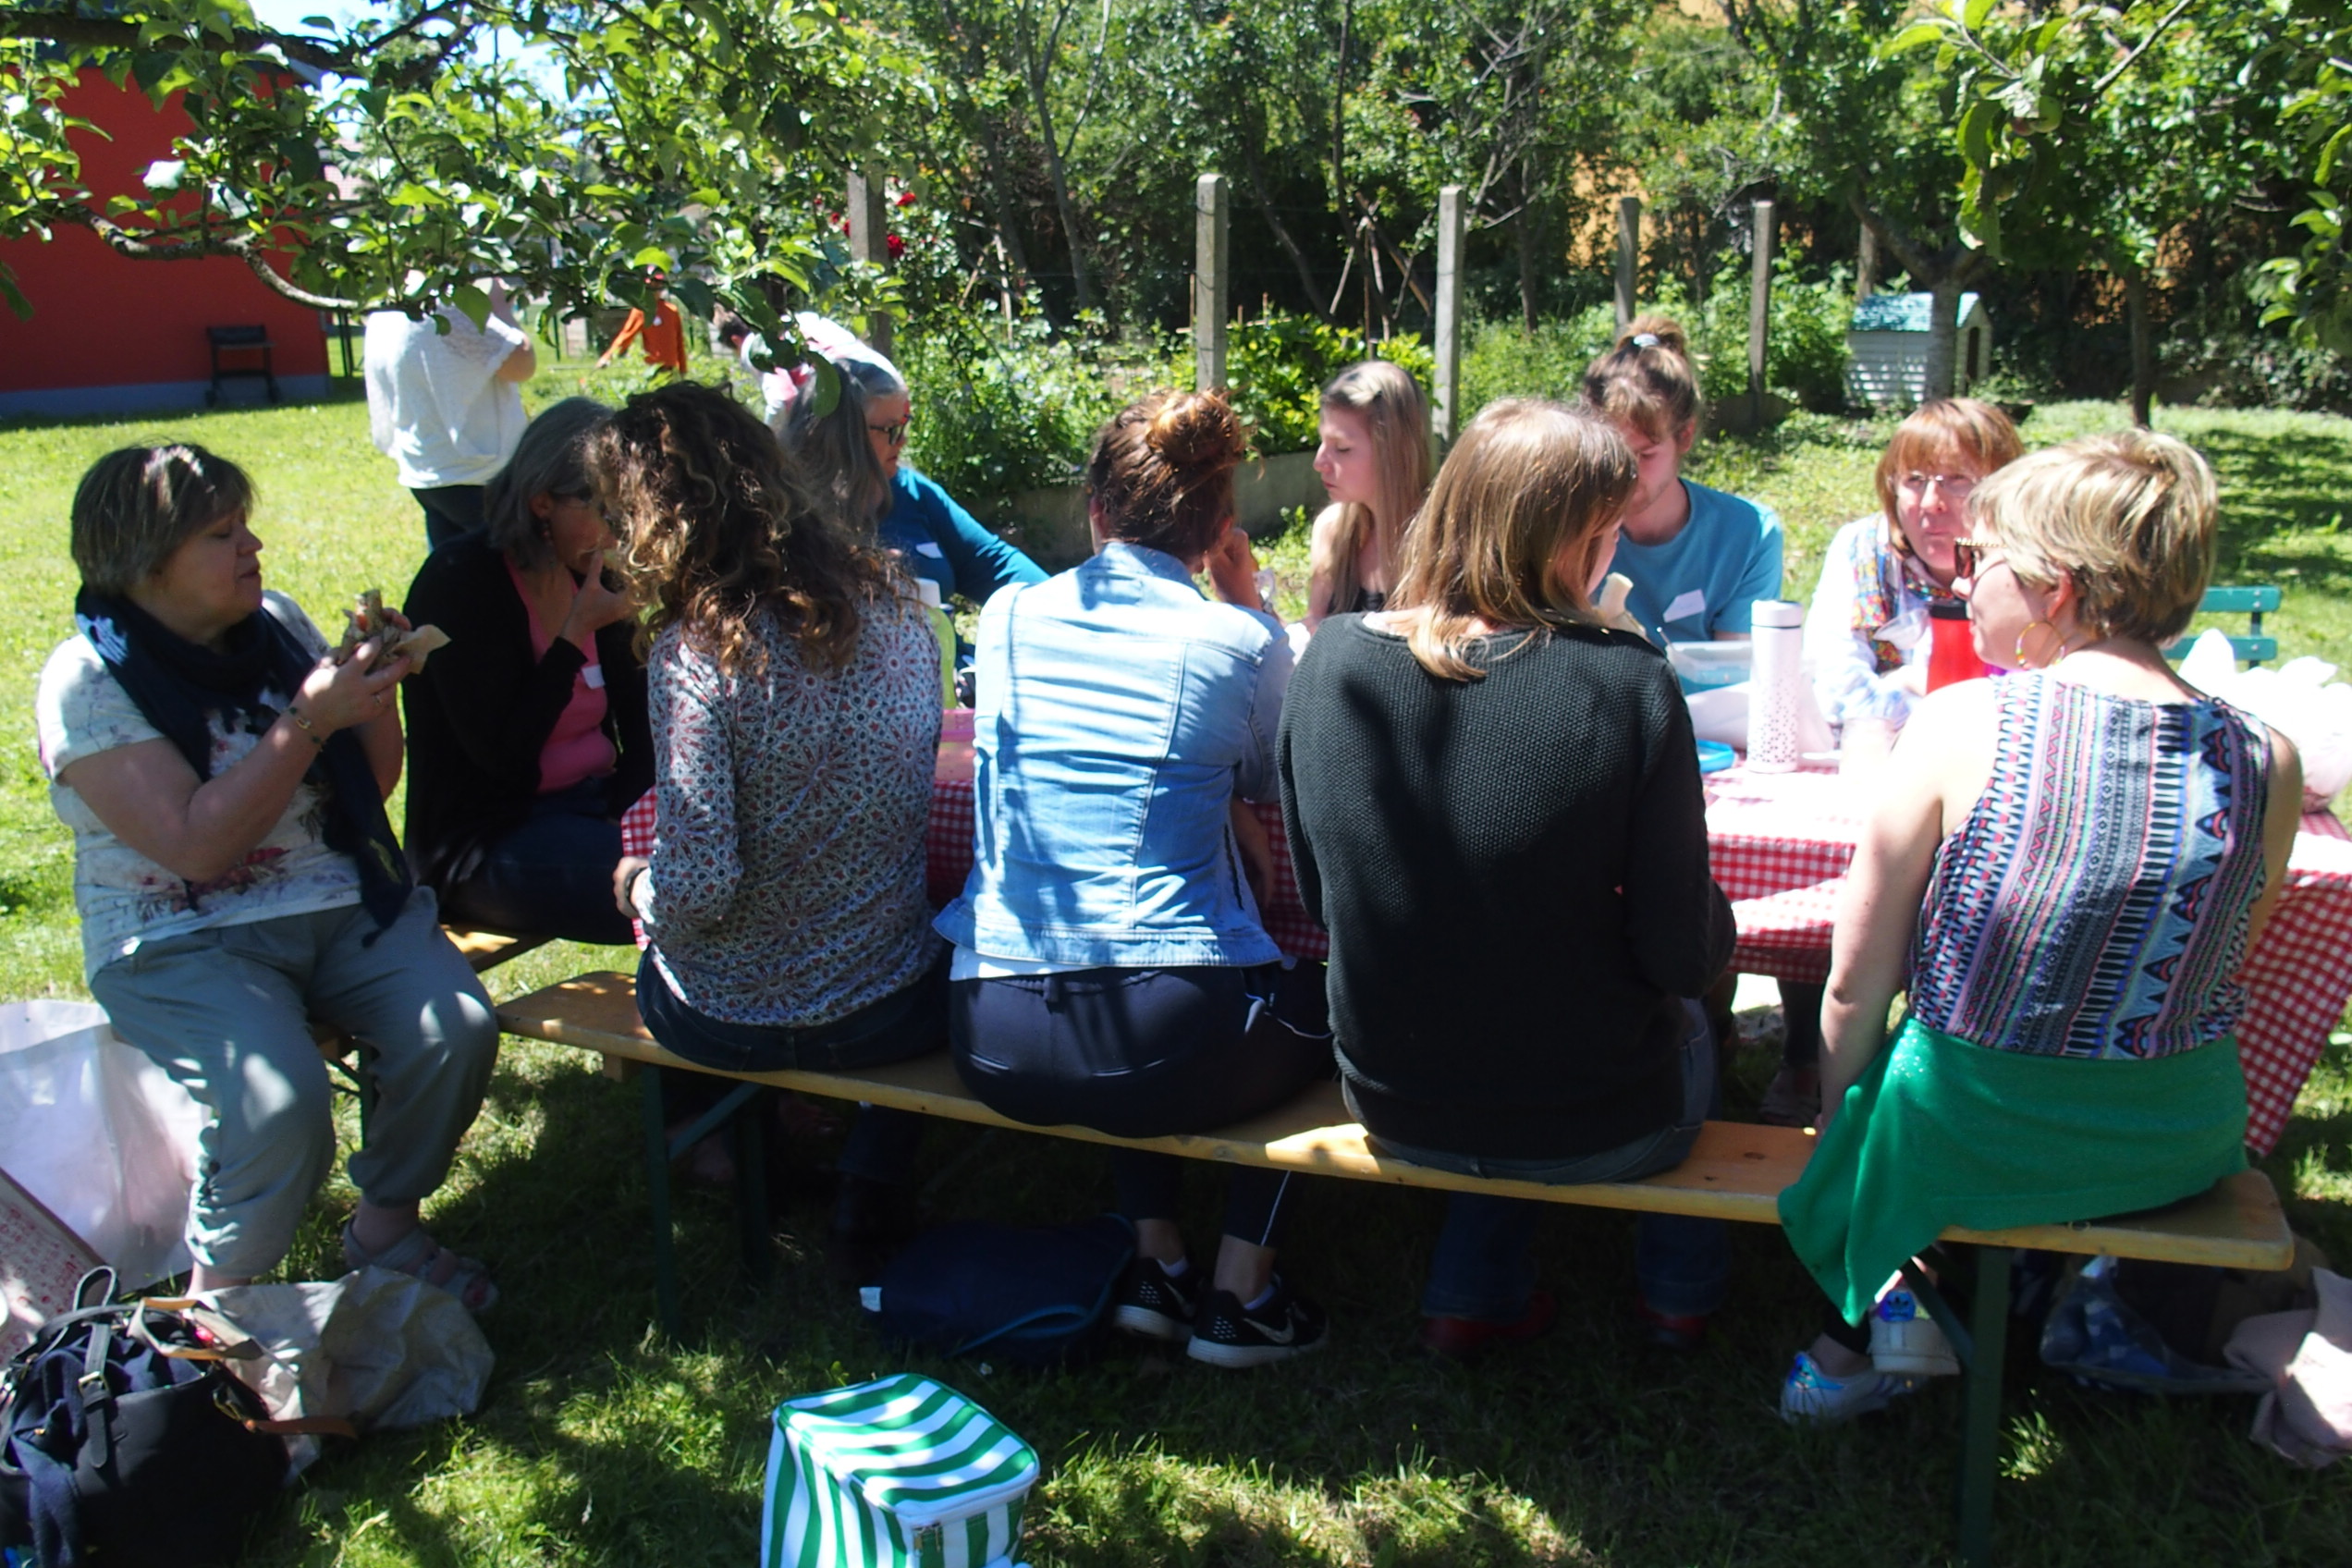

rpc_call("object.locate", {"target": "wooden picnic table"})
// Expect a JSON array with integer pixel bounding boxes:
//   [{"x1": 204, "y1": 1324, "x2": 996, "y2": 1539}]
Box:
[{"x1": 626, "y1": 743, "x2": 2352, "y2": 1157}]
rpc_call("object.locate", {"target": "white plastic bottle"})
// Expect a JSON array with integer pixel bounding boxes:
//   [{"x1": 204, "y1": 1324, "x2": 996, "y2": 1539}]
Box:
[{"x1": 1747, "y1": 598, "x2": 1805, "y2": 772}]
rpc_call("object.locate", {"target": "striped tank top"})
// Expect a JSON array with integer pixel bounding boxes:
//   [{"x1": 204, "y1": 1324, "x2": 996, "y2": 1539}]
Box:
[{"x1": 1908, "y1": 672, "x2": 2272, "y2": 1060}]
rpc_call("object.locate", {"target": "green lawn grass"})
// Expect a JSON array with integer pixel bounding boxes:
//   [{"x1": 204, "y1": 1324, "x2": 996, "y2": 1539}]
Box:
[{"x1": 4, "y1": 387, "x2": 2350, "y2": 1566}]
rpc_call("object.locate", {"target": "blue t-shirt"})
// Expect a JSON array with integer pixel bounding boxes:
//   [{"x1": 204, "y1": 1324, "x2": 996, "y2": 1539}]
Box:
[
  {"x1": 1607, "y1": 480, "x2": 1784, "y2": 643},
  {"x1": 879, "y1": 467, "x2": 1047, "y2": 609}
]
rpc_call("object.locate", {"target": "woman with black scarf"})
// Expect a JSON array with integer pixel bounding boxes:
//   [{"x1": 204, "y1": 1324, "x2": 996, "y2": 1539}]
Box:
[{"x1": 34, "y1": 444, "x2": 500, "y2": 1306}]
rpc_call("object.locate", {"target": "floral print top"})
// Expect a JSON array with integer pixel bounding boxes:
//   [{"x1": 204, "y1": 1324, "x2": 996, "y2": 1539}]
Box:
[
  {"x1": 36, "y1": 592, "x2": 361, "y2": 982},
  {"x1": 631, "y1": 589, "x2": 942, "y2": 1027}
]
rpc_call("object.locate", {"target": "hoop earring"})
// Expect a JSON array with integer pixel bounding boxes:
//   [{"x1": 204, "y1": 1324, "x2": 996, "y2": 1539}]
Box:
[{"x1": 2014, "y1": 619, "x2": 2069, "y2": 669}]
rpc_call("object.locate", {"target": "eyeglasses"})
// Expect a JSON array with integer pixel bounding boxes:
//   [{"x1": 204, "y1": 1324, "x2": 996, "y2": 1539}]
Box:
[
  {"x1": 550, "y1": 486, "x2": 596, "y2": 505},
  {"x1": 1899, "y1": 472, "x2": 1978, "y2": 501},
  {"x1": 1952, "y1": 536, "x2": 1999, "y2": 582},
  {"x1": 868, "y1": 419, "x2": 911, "y2": 446}
]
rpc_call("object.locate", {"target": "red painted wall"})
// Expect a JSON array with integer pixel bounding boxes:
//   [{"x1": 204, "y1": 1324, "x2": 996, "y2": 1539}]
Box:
[{"x1": 0, "y1": 73, "x2": 327, "y2": 398}]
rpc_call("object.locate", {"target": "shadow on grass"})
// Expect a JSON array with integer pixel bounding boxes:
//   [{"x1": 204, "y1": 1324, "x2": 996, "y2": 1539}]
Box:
[{"x1": 237, "y1": 1029, "x2": 2352, "y2": 1568}]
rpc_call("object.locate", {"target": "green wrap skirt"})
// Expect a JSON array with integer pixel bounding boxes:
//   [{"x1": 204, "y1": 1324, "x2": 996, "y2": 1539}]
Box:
[{"x1": 1777, "y1": 1014, "x2": 2248, "y2": 1325}]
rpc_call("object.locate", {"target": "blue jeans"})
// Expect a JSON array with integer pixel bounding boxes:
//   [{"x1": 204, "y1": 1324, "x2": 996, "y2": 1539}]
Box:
[
  {"x1": 636, "y1": 948, "x2": 943, "y2": 1184},
  {"x1": 1372, "y1": 998, "x2": 1730, "y2": 1322},
  {"x1": 439, "y1": 779, "x2": 633, "y2": 947}
]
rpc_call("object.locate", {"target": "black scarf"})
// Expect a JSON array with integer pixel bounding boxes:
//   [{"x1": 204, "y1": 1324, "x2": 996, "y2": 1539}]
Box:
[{"x1": 72, "y1": 587, "x2": 412, "y2": 934}]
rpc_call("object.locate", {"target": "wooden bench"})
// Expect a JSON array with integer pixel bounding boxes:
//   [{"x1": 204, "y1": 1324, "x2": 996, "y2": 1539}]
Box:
[{"x1": 496, "y1": 968, "x2": 2297, "y2": 1568}]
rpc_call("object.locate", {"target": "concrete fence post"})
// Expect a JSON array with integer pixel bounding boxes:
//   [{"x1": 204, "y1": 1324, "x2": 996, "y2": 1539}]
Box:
[
  {"x1": 1434, "y1": 184, "x2": 1465, "y2": 446},
  {"x1": 1194, "y1": 173, "x2": 1230, "y2": 391},
  {"x1": 1615, "y1": 196, "x2": 1641, "y2": 335},
  {"x1": 847, "y1": 165, "x2": 891, "y2": 356},
  {"x1": 1748, "y1": 198, "x2": 1776, "y2": 430}
]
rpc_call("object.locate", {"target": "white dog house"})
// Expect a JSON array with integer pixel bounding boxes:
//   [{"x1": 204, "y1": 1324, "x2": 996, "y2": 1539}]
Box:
[{"x1": 1844, "y1": 291, "x2": 1992, "y2": 409}]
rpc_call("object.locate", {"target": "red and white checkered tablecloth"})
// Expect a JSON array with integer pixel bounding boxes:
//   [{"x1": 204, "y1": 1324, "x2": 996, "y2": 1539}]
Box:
[
  {"x1": 622, "y1": 753, "x2": 2352, "y2": 1155},
  {"x1": 1699, "y1": 763, "x2": 2352, "y2": 1155}
]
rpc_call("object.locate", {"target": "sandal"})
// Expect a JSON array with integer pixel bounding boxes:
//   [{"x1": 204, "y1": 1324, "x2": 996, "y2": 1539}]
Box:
[{"x1": 341, "y1": 1219, "x2": 498, "y2": 1314}]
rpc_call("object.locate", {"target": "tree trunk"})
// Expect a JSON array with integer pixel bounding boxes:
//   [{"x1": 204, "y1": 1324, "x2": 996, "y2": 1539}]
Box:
[
  {"x1": 2125, "y1": 268, "x2": 2155, "y2": 428},
  {"x1": 1856, "y1": 225, "x2": 1877, "y2": 300},
  {"x1": 1238, "y1": 136, "x2": 1329, "y2": 321},
  {"x1": 1516, "y1": 190, "x2": 1540, "y2": 335},
  {"x1": 1924, "y1": 272, "x2": 1963, "y2": 400},
  {"x1": 1023, "y1": 54, "x2": 1092, "y2": 316}
]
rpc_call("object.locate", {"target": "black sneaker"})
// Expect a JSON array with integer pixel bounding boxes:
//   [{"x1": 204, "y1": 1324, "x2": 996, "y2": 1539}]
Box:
[
  {"x1": 1185, "y1": 1280, "x2": 1329, "y2": 1368},
  {"x1": 1111, "y1": 1256, "x2": 1203, "y2": 1342}
]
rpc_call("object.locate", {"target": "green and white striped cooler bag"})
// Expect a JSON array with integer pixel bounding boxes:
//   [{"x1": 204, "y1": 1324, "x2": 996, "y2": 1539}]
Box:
[{"x1": 762, "y1": 1374, "x2": 1038, "y2": 1568}]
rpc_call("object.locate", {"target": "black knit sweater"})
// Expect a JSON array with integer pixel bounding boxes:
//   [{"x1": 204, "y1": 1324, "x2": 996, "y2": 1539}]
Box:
[
  {"x1": 1278, "y1": 616, "x2": 1733, "y2": 1159},
  {"x1": 400, "y1": 533, "x2": 653, "y2": 891}
]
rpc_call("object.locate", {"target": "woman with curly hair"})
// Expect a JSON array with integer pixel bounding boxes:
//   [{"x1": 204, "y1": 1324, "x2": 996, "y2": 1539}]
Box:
[{"x1": 600, "y1": 382, "x2": 943, "y2": 1201}]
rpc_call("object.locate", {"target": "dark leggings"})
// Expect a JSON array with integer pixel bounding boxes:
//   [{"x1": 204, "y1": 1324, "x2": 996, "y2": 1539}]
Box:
[
  {"x1": 1782, "y1": 980, "x2": 1825, "y2": 1070},
  {"x1": 950, "y1": 962, "x2": 1332, "y2": 1245}
]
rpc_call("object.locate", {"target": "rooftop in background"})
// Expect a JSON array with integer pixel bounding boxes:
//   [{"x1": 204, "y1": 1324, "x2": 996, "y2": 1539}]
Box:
[{"x1": 1851, "y1": 292, "x2": 1986, "y2": 333}]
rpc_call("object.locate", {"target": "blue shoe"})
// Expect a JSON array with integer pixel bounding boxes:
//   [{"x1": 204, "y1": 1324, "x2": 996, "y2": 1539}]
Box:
[{"x1": 1778, "y1": 1351, "x2": 1919, "y2": 1424}]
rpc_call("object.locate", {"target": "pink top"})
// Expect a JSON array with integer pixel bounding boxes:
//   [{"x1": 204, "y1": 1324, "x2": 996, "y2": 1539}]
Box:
[{"x1": 507, "y1": 556, "x2": 617, "y2": 793}]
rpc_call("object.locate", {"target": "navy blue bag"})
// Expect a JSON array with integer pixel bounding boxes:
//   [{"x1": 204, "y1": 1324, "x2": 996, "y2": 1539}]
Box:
[
  {"x1": 860, "y1": 1215, "x2": 1134, "y2": 1367},
  {"x1": 1, "y1": 1268, "x2": 288, "y2": 1567}
]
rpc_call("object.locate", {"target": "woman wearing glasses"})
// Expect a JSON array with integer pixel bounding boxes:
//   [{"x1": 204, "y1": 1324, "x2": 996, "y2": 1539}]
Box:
[
  {"x1": 776, "y1": 320, "x2": 1046, "y2": 620},
  {"x1": 1777, "y1": 431, "x2": 2301, "y2": 1421},
  {"x1": 1802, "y1": 399, "x2": 2024, "y2": 758},
  {"x1": 1762, "y1": 400, "x2": 2027, "y2": 1126},
  {"x1": 402, "y1": 396, "x2": 652, "y2": 945}
]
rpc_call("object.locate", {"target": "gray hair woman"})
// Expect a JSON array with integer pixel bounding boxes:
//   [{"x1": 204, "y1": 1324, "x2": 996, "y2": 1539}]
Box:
[
  {"x1": 40, "y1": 443, "x2": 498, "y2": 1303},
  {"x1": 776, "y1": 314, "x2": 1046, "y2": 631},
  {"x1": 401, "y1": 396, "x2": 653, "y2": 945}
]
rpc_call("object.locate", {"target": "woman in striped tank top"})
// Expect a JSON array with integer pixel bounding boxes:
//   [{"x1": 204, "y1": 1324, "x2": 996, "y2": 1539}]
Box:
[{"x1": 1775, "y1": 430, "x2": 2305, "y2": 1422}]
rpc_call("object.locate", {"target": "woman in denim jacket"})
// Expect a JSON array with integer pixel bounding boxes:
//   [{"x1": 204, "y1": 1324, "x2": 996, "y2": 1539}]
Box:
[{"x1": 936, "y1": 390, "x2": 1336, "y2": 1369}]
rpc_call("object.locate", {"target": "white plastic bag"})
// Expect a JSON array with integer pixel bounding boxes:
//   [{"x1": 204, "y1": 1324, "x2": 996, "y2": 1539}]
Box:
[
  {"x1": 2179, "y1": 630, "x2": 2352, "y2": 812},
  {"x1": 0, "y1": 999, "x2": 202, "y2": 1288},
  {"x1": 202, "y1": 1266, "x2": 496, "y2": 1475}
]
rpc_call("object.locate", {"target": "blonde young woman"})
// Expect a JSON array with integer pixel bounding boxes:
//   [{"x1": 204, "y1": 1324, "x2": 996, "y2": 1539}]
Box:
[
  {"x1": 1304, "y1": 360, "x2": 1433, "y2": 630},
  {"x1": 1280, "y1": 399, "x2": 1734, "y2": 1357}
]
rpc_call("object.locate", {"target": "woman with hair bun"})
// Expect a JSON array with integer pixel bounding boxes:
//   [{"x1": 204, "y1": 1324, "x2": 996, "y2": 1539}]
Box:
[
  {"x1": 1582, "y1": 315, "x2": 1782, "y2": 643},
  {"x1": 1305, "y1": 359, "x2": 1433, "y2": 630},
  {"x1": 937, "y1": 389, "x2": 1336, "y2": 1369}
]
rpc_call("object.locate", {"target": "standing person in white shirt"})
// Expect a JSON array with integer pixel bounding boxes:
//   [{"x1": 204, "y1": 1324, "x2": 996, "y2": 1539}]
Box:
[{"x1": 363, "y1": 283, "x2": 538, "y2": 549}]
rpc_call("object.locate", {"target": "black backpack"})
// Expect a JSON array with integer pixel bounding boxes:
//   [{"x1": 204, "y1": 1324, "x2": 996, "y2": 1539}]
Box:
[{"x1": 0, "y1": 1269, "x2": 290, "y2": 1567}]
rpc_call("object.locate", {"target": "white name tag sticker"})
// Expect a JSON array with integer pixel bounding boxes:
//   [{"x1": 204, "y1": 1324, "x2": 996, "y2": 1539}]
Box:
[
  {"x1": 1663, "y1": 589, "x2": 1708, "y2": 623},
  {"x1": 582, "y1": 664, "x2": 606, "y2": 690},
  {"x1": 915, "y1": 542, "x2": 946, "y2": 557}
]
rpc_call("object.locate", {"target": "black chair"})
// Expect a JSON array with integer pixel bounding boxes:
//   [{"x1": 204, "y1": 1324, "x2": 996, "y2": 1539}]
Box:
[{"x1": 204, "y1": 325, "x2": 280, "y2": 406}]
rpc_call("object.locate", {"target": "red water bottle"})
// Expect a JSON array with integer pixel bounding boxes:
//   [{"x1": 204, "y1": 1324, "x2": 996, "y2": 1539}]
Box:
[{"x1": 1927, "y1": 601, "x2": 1987, "y2": 691}]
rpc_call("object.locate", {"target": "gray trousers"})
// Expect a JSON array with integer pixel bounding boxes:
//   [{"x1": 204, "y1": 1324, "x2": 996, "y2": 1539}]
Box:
[{"x1": 90, "y1": 889, "x2": 498, "y2": 1277}]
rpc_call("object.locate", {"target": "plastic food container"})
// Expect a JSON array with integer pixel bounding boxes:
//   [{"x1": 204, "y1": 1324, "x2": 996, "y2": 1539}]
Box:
[{"x1": 1666, "y1": 641, "x2": 1752, "y2": 694}]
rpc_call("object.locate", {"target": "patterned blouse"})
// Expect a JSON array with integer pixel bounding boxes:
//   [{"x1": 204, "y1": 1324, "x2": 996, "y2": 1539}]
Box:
[
  {"x1": 1908, "y1": 674, "x2": 2272, "y2": 1060},
  {"x1": 634, "y1": 591, "x2": 942, "y2": 1027}
]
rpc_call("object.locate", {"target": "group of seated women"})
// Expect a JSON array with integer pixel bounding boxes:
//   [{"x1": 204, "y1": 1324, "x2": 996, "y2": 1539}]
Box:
[{"x1": 39, "y1": 315, "x2": 2290, "y2": 1419}]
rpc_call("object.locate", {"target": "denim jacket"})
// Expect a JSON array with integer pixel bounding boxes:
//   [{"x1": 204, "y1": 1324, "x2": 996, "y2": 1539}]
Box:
[{"x1": 935, "y1": 542, "x2": 1291, "y2": 967}]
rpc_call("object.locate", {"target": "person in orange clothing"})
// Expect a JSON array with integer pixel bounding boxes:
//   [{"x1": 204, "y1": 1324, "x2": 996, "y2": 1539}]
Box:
[{"x1": 596, "y1": 291, "x2": 690, "y2": 374}]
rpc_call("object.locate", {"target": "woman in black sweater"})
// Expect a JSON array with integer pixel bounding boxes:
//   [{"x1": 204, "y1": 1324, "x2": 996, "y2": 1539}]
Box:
[
  {"x1": 1279, "y1": 398, "x2": 1734, "y2": 1358},
  {"x1": 402, "y1": 397, "x2": 650, "y2": 944}
]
